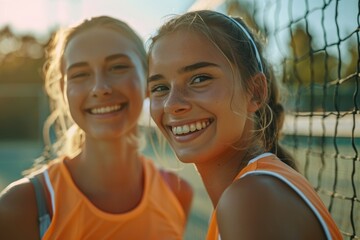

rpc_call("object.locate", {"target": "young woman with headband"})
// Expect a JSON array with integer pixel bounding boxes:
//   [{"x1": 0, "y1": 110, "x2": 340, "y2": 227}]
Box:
[{"x1": 147, "y1": 10, "x2": 342, "y2": 239}]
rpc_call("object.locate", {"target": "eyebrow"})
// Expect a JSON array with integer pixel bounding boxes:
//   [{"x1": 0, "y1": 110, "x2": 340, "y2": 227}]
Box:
[
  {"x1": 105, "y1": 53, "x2": 130, "y2": 62},
  {"x1": 66, "y1": 62, "x2": 88, "y2": 72},
  {"x1": 66, "y1": 54, "x2": 130, "y2": 72},
  {"x1": 179, "y1": 61, "x2": 219, "y2": 73},
  {"x1": 148, "y1": 61, "x2": 219, "y2": 83}
]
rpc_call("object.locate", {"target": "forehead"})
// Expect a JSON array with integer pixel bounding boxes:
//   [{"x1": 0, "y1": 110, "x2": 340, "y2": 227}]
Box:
[
  {"x1": 64, "y1": 27, "x2": 138, "y2": 65},
  {"x1": 149, "y1": 29, "x2": 229, "y2": 70}
]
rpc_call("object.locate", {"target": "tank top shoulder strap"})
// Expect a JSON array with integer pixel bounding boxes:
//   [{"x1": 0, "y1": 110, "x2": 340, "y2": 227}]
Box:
[{"x1": 29, "y1": 173, "x2": 51, "y2": 239}]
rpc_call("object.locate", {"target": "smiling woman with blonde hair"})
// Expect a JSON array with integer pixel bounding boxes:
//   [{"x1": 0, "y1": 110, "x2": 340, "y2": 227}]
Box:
[{"x1": 0, "y1": 16, "x2": 192, "y2": 240}]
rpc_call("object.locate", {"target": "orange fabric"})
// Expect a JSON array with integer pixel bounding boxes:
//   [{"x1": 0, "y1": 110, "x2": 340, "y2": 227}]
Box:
[
  {"x1": 206, "y1": 154, "x2": 342, "y2": 240},
  {"x1": 42, "y1": 156, "x2": 185, "y2": 240}
]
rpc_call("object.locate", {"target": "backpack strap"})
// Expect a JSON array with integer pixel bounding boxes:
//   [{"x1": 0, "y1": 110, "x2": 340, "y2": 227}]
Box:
[{"x1": 29, "y1": 176, "x2": 51, "y2": 239}]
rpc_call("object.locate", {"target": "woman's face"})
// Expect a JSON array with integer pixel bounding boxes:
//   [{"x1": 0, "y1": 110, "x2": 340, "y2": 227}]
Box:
[
  {"x1": 63, "y1": 27, "x2": 145, "y2": 140},
  {"x1": 148, "y1": 29, "x2": 257, "y2": 165}
]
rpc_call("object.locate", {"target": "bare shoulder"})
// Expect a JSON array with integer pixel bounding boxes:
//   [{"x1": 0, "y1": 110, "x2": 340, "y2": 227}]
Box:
[
  {"x1": 0, "y1": 178, "x2": 39, "y2": 239},
  {"x1": 160, "y1": 169, "x2": 193, "y2": 219},
  {"x1": 217, "y1": 174, "x2": 326, "y2": 240}
]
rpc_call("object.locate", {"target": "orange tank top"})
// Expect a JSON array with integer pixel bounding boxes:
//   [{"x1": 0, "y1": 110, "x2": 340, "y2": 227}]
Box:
[
  {"x1": 206, "y1": 153, "x2": 342, "y2": 240},
  {"x1": 41, "y1": 156, "x2": 185, "y2": 240}
]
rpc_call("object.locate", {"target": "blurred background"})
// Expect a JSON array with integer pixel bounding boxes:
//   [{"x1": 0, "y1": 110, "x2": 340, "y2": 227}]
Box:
[{"x1": 0, "y1": 0, "x2": 359, "y2": 239}]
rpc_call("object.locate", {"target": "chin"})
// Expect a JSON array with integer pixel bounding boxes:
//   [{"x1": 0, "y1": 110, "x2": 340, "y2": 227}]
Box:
[{"x1": 174, "y1": 151, "x2": 199, "y2": 164}]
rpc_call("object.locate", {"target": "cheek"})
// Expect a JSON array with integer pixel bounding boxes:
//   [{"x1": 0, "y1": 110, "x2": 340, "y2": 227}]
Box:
[
  {"x1": 129, "y1": 80, "x2": 146, "y2": 108},
  {"x1": 218, "y1": 95, "x2": 250, "y2": 137},
  {"x1": 123, "y1": 74, "x2": 146, "y2": 99},
  {"x1": 66, "y1": 84, "x2": 82, "y2": 104},
  {"x1": 65, "y1": 86, "x2": 75, "y2": 105},
  {"x1": 150, "y1": 99, "x2": 164, "y2": 125},
  {"x1": 66, "y1": 92, "x2": 78, "y2": 116}
]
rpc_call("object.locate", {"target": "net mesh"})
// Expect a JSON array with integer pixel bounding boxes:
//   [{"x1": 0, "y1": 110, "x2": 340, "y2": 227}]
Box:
[{"x1": 225, "y1": 0, "x2": 359, "y2": 238}]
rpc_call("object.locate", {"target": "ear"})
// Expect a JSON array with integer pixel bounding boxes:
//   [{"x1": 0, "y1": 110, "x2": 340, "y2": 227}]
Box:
[{"x1": 247, "y1": 73, "x2": 267, "y2": 113}]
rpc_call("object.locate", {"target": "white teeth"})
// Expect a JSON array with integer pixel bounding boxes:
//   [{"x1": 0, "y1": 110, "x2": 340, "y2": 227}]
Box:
[
  {"x1": 182, "y1": 125, "x2": 190, "y2": 134},
  {"x1": 171, "y1": 120, "x2": 210, "y2": 135},
  {"x1": 176, "y1": 126, "x2": 182, "y2": 134},
  {"x1": 196, "y1": 122, "x2": 202, "y2": 130},
  {"x1": 190, "y1": 123, "x2": 196, "y2": 132},
  {"x1": 90, "y1": 105, "x2": 121, "y2": 114}
]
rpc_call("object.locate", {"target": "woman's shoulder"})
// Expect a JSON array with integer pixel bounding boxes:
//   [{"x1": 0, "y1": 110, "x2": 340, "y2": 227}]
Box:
[
  {"x1": 141, "y1": 156, "x2": 193, "y2": 196},
  {"x1": 0, "y1": 177, "x2": 39, "y2": 239},
  {"x1": 141, "y1": 155, "x2": 193, "y2": 219},
  {"x1": 220, "y1": 173, "x2": 294, "y2": 208},
  {"x1": 159, "y1": 169, "x2": 193, "y2": 219},
  {"x1": 216, "y1": 174, "x2": 326, "y2": 239},
  {"x1": 159, "y1": 169, "x2": 193, "y2": 196}
]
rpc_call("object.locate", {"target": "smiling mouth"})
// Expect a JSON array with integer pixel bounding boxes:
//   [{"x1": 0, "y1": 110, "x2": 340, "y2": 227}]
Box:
[
  {"x1": 88, "y1": 104, "x2": 126, "y2": 115},
  {"x1": 170, "y1": 119, "x2": 212, "y2": 136}
]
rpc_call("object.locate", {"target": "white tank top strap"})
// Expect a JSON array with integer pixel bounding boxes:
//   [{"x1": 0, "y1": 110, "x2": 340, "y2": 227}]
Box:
[
  {"x1": 43, "y1": 170, "x2": 55, "y2": 214},
  {"x1": 247, "y1": 152, "x2": 274, "y2": 165}
]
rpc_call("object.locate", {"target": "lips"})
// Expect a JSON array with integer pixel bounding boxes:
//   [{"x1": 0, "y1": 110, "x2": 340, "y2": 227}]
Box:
[
  {"x1": 88, "y1": 104, "x2": 125, "y2": 115},
  {"x1": 169, "y1": 119, "x2": 212, "y2": 135}
]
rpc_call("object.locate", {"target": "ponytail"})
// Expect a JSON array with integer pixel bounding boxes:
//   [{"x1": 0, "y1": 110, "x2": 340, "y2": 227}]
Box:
[{"x1": 264, "y1": 63, "x2": 298, "y2": 170}]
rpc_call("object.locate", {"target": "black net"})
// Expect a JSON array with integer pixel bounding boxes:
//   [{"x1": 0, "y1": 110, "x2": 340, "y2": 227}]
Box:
[{"x1": 227, "y1": 0, "x2": 359, "y2": 239}]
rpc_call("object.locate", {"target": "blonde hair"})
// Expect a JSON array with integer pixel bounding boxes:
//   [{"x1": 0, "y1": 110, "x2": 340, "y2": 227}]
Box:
[
  {"x1": 29, "y1": 16, "x2": 147, "y2": 171},
  {"x1": 148, "y1": 10, "x2": 296, "y2": 169}
]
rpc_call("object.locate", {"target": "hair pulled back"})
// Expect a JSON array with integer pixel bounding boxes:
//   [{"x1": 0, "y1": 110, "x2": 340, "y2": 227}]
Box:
[{"x1": 148, "y1": 10, "x2": 296, "y2": 169}]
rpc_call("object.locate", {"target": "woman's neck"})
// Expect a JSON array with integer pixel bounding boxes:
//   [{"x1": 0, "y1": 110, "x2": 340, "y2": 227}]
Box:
[
  {"x1": 66, "y1": 136, "x2": 143, "y2": 193},
  {"x1": 83, "y1": 137, "x2": 140, "y2": 166},
  {"x1": 195, "y1": 146, "x2": 264, "y2": 208}
]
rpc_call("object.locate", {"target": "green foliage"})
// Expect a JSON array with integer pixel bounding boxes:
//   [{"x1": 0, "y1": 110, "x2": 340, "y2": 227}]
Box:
[
  {"x1": 225, "y1": 1, "x2": 358, "y2": 113},
  {"x1": 0, "y1": 26, "x2": 50, "y2": 141},
  {"x1": 283, "y1": 26, "x2": 359, "y2": 112}
]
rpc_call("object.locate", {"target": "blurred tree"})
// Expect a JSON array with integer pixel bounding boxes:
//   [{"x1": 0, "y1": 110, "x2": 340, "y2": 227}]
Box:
[
  {"x1": 285, "y1": 25, "x2": 339, "y2": 87},
  {"x1": 341, "y1": 41, "x2": 360, "y2": 111},
  {"x1": 223, "y1": 0, "x2": 358, "y2": 112},
  {"x1": 283, "y1": 25, "x2": 358, "y2": 111},
  {"x1": 226, "y1": 0, "x2": 260, "y2": 33},
  {"x1": 0, "y1": 26, "x2": 49, "y2": 141}
]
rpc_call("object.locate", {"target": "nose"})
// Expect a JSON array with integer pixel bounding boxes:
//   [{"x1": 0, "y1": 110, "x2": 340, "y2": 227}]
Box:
[
  {"x1": 91, "y1": 72, "x2": 112, "y2": 97},
  {"x1": 164, "y1": 87, "x2": 191, "y2": 115}
]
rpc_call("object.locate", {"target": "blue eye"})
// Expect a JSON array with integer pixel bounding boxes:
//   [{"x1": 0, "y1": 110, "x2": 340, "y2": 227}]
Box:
[{"x1": 150, "y1": 84, "x2": 168, "y2": 93}]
